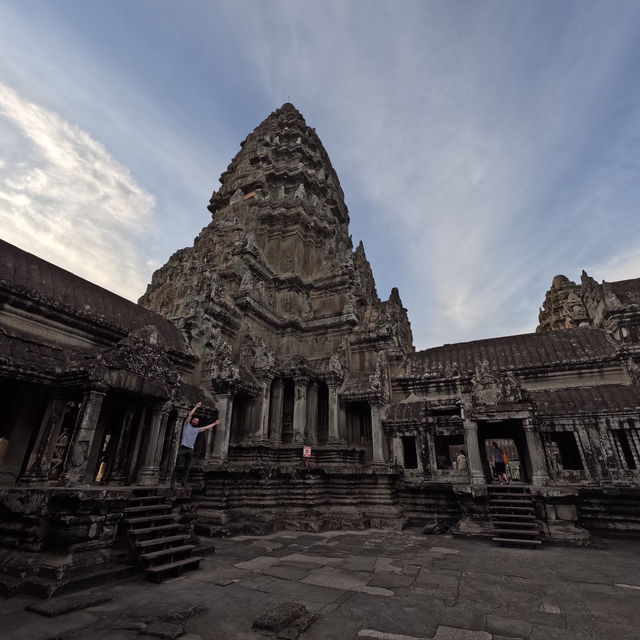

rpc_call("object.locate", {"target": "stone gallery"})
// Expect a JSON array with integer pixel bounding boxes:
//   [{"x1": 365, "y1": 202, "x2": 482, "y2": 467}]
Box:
[{"x1": 1, "y1": 103, "x2": 639, "y2": 593}]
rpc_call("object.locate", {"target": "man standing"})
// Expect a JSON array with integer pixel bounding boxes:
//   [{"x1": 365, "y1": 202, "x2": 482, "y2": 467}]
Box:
[
  {"x1": 171, "y1": 402, "x2": 220, "y2": 487},
  {"x1": 490, "y1": 441, "x2": 509, "y2": 485}
]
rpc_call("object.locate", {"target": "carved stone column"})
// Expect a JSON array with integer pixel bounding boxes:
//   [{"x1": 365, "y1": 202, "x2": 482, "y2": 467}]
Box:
[
  {"x1": 269, "y1": 380, "x2": 284, "y2": 444},
  {"x1": 415, "y1": 434, "x2": 424, "y2": 472},
  {"x1": 163, "y1": 408, "x2": 189, "y2": 481},
  {"x1": 256, "y1": 377, "x2": 273, "y2": 442},
  {"x1": 523, "y1": 418, "x2": 550, "y2": 486},
  {"x1": 137, "y1": 401, "x2": 171, "y2": 486},
  {"x1": 293, "y1": 377, "x2": 308, "y2": 444},
  {"x1": 213, "y1": 393, "x2": 233, "y2": 459},
  {"x1": 424, "y1": 430, "x2": 438, "y2": 476},
  {"x1": 338, "y1": 401, "x2": 347, "y2": 442},
  {"x1": 392, "y1": 433, "x2": 404, "y2": 467},
  {"x1": 463, "y1": 418, "x2": 486, "y2": 485},
  {"x1": 61, "y1": 389, "x2": 106, "y2": 485},
  {"x1": 370, "y1": 403, "x2": 386, "y2": 463},
  {"x1": 306, "y1": 382, "x2": 318, "y2": 445},
  {"x1": 327, "y1": 382, "x2": 341, "y2": 443}
]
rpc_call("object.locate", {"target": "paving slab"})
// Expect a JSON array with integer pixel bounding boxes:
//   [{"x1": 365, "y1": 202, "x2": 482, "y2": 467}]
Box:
[{"x1": 26, "y1": 591, "x2": 112, "y2": 617}]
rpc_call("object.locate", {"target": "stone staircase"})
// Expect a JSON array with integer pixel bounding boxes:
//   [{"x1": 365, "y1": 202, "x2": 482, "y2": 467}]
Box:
[
  {"x1": 123, "y1": 491, "x2": 203, "y2": 582},
  {"x1": 488, "y1": 484, "x2": 542, "y2": 549}
]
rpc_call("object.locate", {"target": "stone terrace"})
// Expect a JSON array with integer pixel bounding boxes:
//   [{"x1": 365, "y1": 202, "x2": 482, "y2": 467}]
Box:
[{"x1": 2, "y1": 530, "x2": 640, "y2": 640}]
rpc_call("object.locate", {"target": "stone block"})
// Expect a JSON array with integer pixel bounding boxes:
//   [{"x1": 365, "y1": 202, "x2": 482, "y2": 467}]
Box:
[
  {"x1": 26, "y1": 592, "x2": 112, "y2": 617},
  {"x1": 554, "y1": 504, "x2": 577, "y2": 521}
]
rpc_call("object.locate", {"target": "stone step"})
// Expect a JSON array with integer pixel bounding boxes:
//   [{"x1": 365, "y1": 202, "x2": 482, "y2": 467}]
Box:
[
  {"x1": 492, "y1": 527, "x2": 540, "y2": 537},
  {"x1": 145, "y1": 556, "x2": 203, "y2": 583},
  {"x1": 141, "y1": 544, "x2": 196, "y2": 563},
  {"x1": 123, "y1": 504, "x2": 172, "y2": 515},
  {"x1": 125, "y1": 514, "x2": 175, "y2": 527},
  {"x1": 127, "y1": 496, "x2": 167, "y2": 505},
  {"x1": 491, "y1": 520, "x2": 537, "y2": 529},
  {"x1": 490, "y1": 514, "x2": 535, "y2": 521},
  {"x1": 135, "y1": 534, "x2": 190, "y2": 550},
  {"x1": 492, "y1": 537, "x2": 542, "y2": 548},
  {"x1": 129, "y1": 523, "x2": 182, "y2": 539},
  {"x1": 488, "y1": 490, "x2": 531, "y2": 498},
  {"x1": 488, "y1": 498, "x2": 533, "y2": 505}
]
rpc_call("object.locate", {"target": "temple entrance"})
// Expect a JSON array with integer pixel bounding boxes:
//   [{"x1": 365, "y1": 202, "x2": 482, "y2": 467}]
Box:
[{"x1": 477, "y1": 419, "x2": 532, "y2": 484}]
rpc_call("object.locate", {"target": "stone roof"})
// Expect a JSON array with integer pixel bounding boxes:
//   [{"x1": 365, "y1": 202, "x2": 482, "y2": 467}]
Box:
[
  {"x1": 0, "y1": 239, "x2": 189, "y2": 354},
  {"x1": 530, "y1": 384, "x2": 640, "y2": 416},
  {"x1": 404, "y1": 327, "x2": 616, "y2": 378},
  {"x1": 0, "y1": 325, "x2": 70, "y2": 373},
  {"x1": 610, "y1": 278, "x2": 640, "y2": 307}
]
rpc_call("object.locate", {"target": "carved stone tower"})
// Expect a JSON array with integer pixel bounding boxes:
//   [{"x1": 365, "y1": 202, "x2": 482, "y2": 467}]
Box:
[{"x1": 140, "y1": 103, "x2": 413, "y2": 465}]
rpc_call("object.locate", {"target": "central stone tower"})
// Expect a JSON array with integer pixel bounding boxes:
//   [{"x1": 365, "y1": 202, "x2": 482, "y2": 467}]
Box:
[{"x1": 140, "y1": 104, "x2": 413, "y2": 529}]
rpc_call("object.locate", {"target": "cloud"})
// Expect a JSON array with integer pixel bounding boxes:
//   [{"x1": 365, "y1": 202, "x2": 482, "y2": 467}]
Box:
[{"x1": 0, "y1": 81, "x2": 154, "y2": 300}]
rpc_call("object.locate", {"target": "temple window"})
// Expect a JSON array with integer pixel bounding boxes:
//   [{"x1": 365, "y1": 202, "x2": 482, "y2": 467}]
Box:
[{"x1": 549, "y1": 432, "x2": 584, "y2": 470}]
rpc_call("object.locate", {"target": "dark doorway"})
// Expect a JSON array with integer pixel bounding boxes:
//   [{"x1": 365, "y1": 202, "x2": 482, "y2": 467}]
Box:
[
  {"x1": 345, "y1": 401, "x2": 372, "y2": 445},
  {"x1": 281, "y1": 380, "x2": 294, "y2": 444},
  {"x1": 478, "y1": 419, "x2": 531, "y2": 484},
  {"x1": 402, "y1": 436, "x2": 418, "y2": 469},
  {"x1": 230, "y1": 393, "x2": 250, "y2": 444},
  {"x1": 316, "y1": 382, "x2": 329, "y2": 444}
]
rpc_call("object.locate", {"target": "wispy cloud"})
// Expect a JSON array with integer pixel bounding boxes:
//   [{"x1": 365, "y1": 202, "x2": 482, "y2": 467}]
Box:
[{"x1": 0, "y1": 81, "x2": 154, "y2": 300}]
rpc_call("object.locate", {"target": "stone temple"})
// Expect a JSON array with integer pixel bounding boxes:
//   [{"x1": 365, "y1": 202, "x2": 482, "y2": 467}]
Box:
[{"x1": 1, "y1": 103, "x2": 640, "y2": 594}]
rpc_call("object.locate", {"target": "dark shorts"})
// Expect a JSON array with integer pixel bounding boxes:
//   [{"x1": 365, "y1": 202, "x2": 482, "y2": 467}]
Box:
[{"x1": 494, "y1": 461, "x2": 506, "y2": 474}]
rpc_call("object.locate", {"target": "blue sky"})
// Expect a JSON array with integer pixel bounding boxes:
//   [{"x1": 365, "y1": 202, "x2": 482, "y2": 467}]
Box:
[{"x1": 1, "y1": 1, "x2": 640, "y2": 350}]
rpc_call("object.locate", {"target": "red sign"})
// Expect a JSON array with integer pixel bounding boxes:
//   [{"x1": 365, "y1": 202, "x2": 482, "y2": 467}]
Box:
[{"x1": 303, "y1": 446, "x2": 312, "y2": 458}]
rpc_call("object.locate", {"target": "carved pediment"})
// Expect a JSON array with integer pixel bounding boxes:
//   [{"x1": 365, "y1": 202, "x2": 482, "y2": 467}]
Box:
[
  {"x1": 471, "y1": 364, "x2": 524, "y2": 406},
  {"x1": 94, "y1": 326, "x2": 180, "y2": 389}
]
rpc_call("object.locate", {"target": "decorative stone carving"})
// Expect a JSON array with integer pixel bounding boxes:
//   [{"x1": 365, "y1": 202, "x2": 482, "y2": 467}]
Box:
[{"x1": 471, "y1": 363, "x2": 524, "y2": 406}]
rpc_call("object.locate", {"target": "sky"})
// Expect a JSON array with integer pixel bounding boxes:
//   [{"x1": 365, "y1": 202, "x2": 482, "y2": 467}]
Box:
[{"x1": 1, "y1": 0, "x2": 640, "y2": 351}]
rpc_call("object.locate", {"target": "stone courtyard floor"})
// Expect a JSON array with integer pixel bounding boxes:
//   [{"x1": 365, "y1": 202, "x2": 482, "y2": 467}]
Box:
[{"x1": 2, "y1": 529, "x2": 640, "y2": 640}]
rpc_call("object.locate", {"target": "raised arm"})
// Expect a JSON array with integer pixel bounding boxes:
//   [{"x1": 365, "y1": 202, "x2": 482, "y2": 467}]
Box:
[
  {"x1": 187, "y1": 402, "x2": 202, "y2": 423},
  {"x1": 200, "y1": 419, "x2": 221, "y2": 433}
]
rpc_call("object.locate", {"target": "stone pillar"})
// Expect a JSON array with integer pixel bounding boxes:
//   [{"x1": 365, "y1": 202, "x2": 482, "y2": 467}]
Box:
[
  {"x1": 338, "y1": 401, "x2": 347, "y2": 442},
  {"x1": 392, "y1": 434, "x2": 405, "y2": 467},
  {"x1": 328, "y1": 382, "x2": 341, "y2": 443},
  {"x1": 293, "y1": 377, "x2": 308, "y2": 444},
  {"x1": 523, "y1": 418, "x2": 550, "y2": 486},
  {"x1": 213, "y1": 394, "x2": 233, "y2": 459},
  {"x1": 137, "y1": 401, "x2": 171, "y2": 486},
  {"x1": 415, "y1": 434, "x2": 424, "y2": 472},
  {"x1": 370, "y1": 403, "x2": 386, "y2": 463},
  {"x1": 256, "y1": 378, "x2": 272, "y2": 442},
  {"x1": 61, "y1": 389, "x2": 106, "y2": 485},
  {"x1": 269, "y1": 380, "x2": 284, "y2": 444},
  {"x1": 163, "y1": 408, "x2": 189, "y2": 481},
  {"x1": 21, "y1": 395, "x2": 67, "y2": 483},
  {"x1": 306, "y1": 382, "x2": 318, "y2": 445},
  {"x1": 463, "y1": 418, "x2": 486, "y2": 485},
  {"x1": 107, "y1": 408, "x2": 136, "y2": 484}
]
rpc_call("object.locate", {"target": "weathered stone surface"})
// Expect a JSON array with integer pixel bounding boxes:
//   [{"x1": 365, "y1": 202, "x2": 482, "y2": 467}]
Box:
[
  {"x1": 252, "y1": 602, "x2": 308, "y2": 632},
  {"x1": 26, "y1": 592, "x2": 112, "y2": 617},
  {"x1": 139, "y1": 622, "x2": 185, "y2": 639}
]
